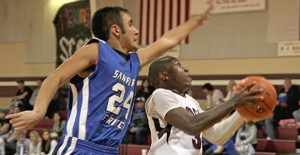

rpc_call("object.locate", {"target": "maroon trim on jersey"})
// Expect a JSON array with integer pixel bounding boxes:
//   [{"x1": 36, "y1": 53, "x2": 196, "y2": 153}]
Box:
[{"x1": 153, "y1": 118, "x2": 172, "y2": 143}]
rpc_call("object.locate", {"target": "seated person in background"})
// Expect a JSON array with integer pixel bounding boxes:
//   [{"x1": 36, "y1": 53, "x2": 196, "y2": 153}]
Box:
[
  {"x1": 223, "y1": 80, "x2": 237, "y2": 102},
  {"x1": 186, "y1": 89, "x2": 194, "y2": 97},
  {"x1": 136, "y1": 78, "x2": 155, "y2": 100},
  {"x1": 127, "y1": 97, "x2": 149, "y2": 145},
  {"x1": 41, "y1": 130, "x2": 57, "y2": 155},
  {"x1": 15, "y1": 131, "x2": 30, "y2": 155},
  {"x1": 0, "y1": 137, "x2": 4, "y2": 155},
  {"x1": 274, "y1": 78, "x2": 299, "y2": 124},
  {"x1": 0, "y1": 109, "x2": 10, "y2": 136},
  {"x1": 264, "y1": 78, "x2": 299, "y2": 139},
  {"x1": 145, "y1": 56, "x2": 262, "y2": 155},
  {"x1": 2, "y1": 106, "x2": 22, "y2": 154},
  {"x1": 29, "y1": 130, "x2": 41, "y2": 155},
  {"x1": 235, "y1": 119, "x2": 257, "y2": 155},
  {"x1": 202, "y1": 83, "x2": 224, "y2": 110},
  {"x1": 293, "y1": 108, "x2": 300, "y2": 127},
  {"x1": 12, "y1": 79, "x2": 33, "y2": 111},
  {"x1": 51, "y1": 112, "x2": 66, "y2": 137},
  {"x1": 29, "y1": 78, "x2": 43, "y2": 107}
]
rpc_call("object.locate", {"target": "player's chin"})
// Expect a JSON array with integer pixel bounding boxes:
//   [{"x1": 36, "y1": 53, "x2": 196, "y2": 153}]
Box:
[
  {"x1": 187, "y1": 76, "x2": 192, "y2": 82},
  {"x1": 131, "y1": 44, "x2": 138, "y2": 51},
  {"x1": 185, "y1": 79, "x2": 192, "y2": 87}
]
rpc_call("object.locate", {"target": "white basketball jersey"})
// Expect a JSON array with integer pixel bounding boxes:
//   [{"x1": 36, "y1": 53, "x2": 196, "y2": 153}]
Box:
[{"x1": 145, "y1": 88, "x2": 204, "y2": 155}]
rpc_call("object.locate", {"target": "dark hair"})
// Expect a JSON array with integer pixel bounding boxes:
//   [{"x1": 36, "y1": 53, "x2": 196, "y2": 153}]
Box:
[
  {"x1": 148, "y1": 56, "x2": 177, "y2": 88},
  {"x1": 91, "y1": 6, "x2": 128, "y2": 41},
  {"x1": 42, "y1": 130, "x2": 52, "y2": 153},
  {"x1": 16, "y1": 79, "x2": 24, "y2": 84},
  {"x1": 53, "y1": 112, "x2": 63, "y2": 128},
  {"x1": 202, "y1": 83, "x2": 214, "y2": 91}
]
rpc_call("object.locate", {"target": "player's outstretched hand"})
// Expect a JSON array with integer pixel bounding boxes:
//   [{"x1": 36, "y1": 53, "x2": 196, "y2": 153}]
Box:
[
  {"x1": 229, "y1": 82, "x2": 264, "y2": 108},
  {"x1": 6, "y1": 110, "x2": 44, "y2": 131},
  {"x1": 196, "y1": 0, "x2": 214, "y2": 26}
]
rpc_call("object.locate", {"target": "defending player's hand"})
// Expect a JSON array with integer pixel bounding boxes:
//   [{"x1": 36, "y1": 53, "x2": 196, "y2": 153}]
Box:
[
  {"x1": 229, "y1": 82, "x2": 264, "y2": 108},
  {"x1": 196, "y1": 0, "x2": 214, "y2": 26},
  {"x1": 6, "y1": 110, "x2": 44, "y2": 131}
]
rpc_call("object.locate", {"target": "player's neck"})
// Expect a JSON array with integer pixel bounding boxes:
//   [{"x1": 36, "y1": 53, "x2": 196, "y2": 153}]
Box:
[{"x1": 107, "y1": 39, "x2": 130, "y2": 55}]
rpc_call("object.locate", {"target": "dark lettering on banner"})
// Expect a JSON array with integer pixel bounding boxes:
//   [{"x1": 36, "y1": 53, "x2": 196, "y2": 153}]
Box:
[{"x1": 54, "y1": 0, "x2": 91, "y2": 67}]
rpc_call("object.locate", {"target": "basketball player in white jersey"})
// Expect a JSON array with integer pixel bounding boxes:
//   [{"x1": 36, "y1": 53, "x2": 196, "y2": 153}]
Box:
[{"x1": 146, "y1": 56, "x2": 263, "y2": 155}]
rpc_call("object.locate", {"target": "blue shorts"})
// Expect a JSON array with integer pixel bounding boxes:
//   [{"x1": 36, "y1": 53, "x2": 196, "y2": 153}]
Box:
[{"x1": 53, "y1": 135, "x2": 118, "y2": 155}]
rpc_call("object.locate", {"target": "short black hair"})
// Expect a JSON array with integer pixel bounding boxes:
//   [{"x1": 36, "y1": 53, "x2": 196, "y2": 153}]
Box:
[
  {"x1": 91, "y1": 6, "x2": 128, "y2": 41},
  {"x1": 202, "y1": 83, "x2": 214, "y2": 91},
  {"x1": 16, "y1": 79, "x2": 24, "y2": 84},
  {"x1": 148, "y1": 56, "x2": 177, "y2": 88}
]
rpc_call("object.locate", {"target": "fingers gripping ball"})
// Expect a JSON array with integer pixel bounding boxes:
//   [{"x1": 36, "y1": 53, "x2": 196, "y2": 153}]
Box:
[{"x1": 234, "y1": 76, "x2": 277, "y2": 121}]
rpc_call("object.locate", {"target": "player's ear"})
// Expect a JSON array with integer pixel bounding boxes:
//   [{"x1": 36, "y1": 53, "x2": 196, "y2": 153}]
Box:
[
  {"x1": 159, "y1": 72, "x2": 169, "y2": 81},
  {"x1": 111, "y1": 24, "x2": 121, "y2": 37}
]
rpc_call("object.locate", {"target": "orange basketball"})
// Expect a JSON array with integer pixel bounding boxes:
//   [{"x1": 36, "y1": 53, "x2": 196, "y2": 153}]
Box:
[{"x1": 234, "y1": 76, "x2": 277, "y2": 121}]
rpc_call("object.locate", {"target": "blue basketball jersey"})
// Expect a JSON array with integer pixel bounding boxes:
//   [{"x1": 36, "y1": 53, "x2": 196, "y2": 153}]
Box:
[{"x1": 54, "y1": 39, "x2": 140, "y2": 154}]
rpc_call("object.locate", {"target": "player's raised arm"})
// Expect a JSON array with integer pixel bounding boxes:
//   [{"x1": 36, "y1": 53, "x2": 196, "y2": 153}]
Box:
[
  {"x1": 6, "y1": 44, "x2": 98, "y2": 131},
  {"x1": 137, "y1": 2, "x2": 213, "y2": 67}
]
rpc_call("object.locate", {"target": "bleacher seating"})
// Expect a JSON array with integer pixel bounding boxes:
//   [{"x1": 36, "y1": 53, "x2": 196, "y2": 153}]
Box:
[
  {"x1": 119, "y1": 144, "x2": 150, "y2": 155},
  {"x1": 256, "y1": 139, "x2": 296, "y2": 153},
  {"x1": 276, "y1": 127, "x2": 298, "y2": 140},
  {"x1": 34, "y1": 119, "x2": 54, "y2": 129},
  {"x1": 255, "y1": 152, "x2": 276, "y2": 155}
]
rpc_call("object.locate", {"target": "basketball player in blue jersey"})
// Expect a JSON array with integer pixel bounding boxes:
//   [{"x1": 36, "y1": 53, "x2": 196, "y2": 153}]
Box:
[
  {"x1": 145, "y1": 56, "x2": 263, "y2": 155},
  {"x1": 7, "y1": 3, "x2": 214, "y2": 155}
]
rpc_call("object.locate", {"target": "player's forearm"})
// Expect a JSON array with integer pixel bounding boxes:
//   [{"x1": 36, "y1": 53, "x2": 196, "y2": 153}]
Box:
[
  {"x1": 202, "y1": 112, "x2": 243, "y2": 145},
  {"x1": 33, "y1": 75, "x2": 63, "y2": 116},
  {"x1": 162, "y1": 15, "x2": 202, "y2": 45}
]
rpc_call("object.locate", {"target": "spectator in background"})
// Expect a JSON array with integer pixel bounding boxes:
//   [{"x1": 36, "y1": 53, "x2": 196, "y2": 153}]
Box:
[
  {"x1": 29, "y1": 79, "x2": 43, "y2": 107},
  {"x1": 128, "y1": 97, "x2": 149, "y2": 145},
  {"x1": 274, "y1": 78, "x2": 299, "y2": 122},
  {"x1": 293, "y1": 108, "x2": 300, "y2": 127},
  {"x1": 51, "y1": 112, "x2": 66, "y2": 137},
  {"x1": 15, "y1": 131, "x2": 30, "y2": 155},
  {"x1": 0, "y1": 137, "x2": 4, "y2": 155},
  {"x1": 3, "y1": 106, "x2": 22, "y2": 154},
  {"x1": 41, "y1": 130, "x2": 57, "y2": 155},
  {"x1": 186, "y1": 89, "x2": 194, "y2": 97},
  {"x1": 223, "y1": 80, "x2": 237, "y2": 102},
  {"x1": 265, "y1": 78, "x2": 299, "y2": 139},
  {"x1": 12, "y1": 79, "x2": 33, "y2": 111},
  {"x1": 0, "y1": 109, "x2": 10, "y2": 136},
  {"x1": 29, "y1": 130, "x2": 41, "y2": 155},
  {"x1": 136, "y1": 78, "x2": 155, "y2": 100},
  {"x1": 235, "y1": 119, "x2": 257, "y2": 155},
  {"x1": 202, "y1": 83, "x2": 224, "y2": 110}
]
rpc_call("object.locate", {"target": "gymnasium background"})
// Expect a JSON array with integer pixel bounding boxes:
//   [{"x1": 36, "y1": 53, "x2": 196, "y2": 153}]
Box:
[{"x1": 0, "y1": 0, "x2": 299, "y2": 107}]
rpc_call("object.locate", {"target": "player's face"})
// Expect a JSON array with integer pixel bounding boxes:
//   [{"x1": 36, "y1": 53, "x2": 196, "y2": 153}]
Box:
[
  {"x1": 167, "y1": 60, "x2": 192, "y2": 92},
  {"x1": 120, "y1": 13, "x2": 139, "y2": 51}
]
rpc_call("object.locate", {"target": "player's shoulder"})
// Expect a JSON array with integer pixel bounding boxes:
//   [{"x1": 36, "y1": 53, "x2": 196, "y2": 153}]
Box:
[
  {"x1": 152, "y1": 88, "x2": 173, "y2": 95},
  {"x1": 74, "y1": 42, "x2": 98, "y2": 57}
]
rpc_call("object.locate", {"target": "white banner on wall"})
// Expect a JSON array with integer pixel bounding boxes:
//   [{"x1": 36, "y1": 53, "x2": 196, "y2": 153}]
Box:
[
  {"x1": 278, "y1": 41, "x2": 300, "y2": 56},
  {"x1": 191, "y1": 0, "x2": 266, "y2": 15}
]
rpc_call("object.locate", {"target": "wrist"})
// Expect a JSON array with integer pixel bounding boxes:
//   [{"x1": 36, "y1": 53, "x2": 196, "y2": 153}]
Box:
[{"x1": 33, "y1": 108, "x2": 46, "y2": 119}]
